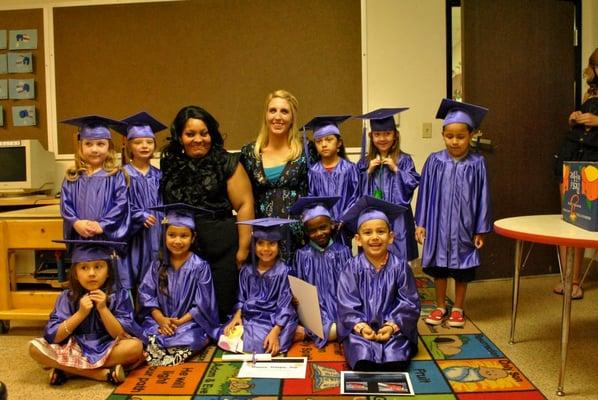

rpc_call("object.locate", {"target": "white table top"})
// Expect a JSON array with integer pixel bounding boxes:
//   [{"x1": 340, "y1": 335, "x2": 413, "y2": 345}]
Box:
[
  {"x1": 0, "y1": 204, "x2": 61, "y2": 220},
  {"x1": 494, "y1": 214, "x2": 598, "y2": 248}
]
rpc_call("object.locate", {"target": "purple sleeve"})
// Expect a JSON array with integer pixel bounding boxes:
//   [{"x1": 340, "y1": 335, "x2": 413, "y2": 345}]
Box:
[
  {"x1": 43, "y1": 291, "x2": 74, "y2": 344},
  {"x1": 474, "y1": 158, "x2": 493, "y2": 234},
  {"x1": 189, "y1": 262, "x2": 221, "y2": 340},
  {"x1": 274, "y1": 268, "x2": 295, "y2": 327},
  {"x1": 336, "y1": 259, "x2": 366, "y2": 339},
  {"x1": 384, "y1": 262, "x2": 420, "y2": 344},
  {"x1": 98, "y1": 172, "x2": 130, "y2": 241}
]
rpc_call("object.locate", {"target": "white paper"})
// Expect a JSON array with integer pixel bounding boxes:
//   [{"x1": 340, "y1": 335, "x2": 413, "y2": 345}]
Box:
[
  {"x1": 288, "y1": 275, "x2": 324, "y2": 339},
  {"x1": 237, "y1": 357, "x2": 307, "y2": 379},
  {"x1": 222, "y1": 353, "x2": 271, "y2": 362}
]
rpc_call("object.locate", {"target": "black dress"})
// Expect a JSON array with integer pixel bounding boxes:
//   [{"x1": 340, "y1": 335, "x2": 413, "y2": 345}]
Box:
[{"x1": 160, "y1": 145, "x2": 240, "y2": 322}]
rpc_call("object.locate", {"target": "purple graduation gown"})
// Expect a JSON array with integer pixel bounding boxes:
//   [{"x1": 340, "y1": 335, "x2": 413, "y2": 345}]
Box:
[
  {"x1": 229, "y1": 259, "x2": 297, "y2": 353},
  {"x1": 124, "y1": 164, "x2": 162, "y2": 287},
  {"x1": 337, "y1": 252, "x2": 420, "y2": 369},
  {"x1": 44, "y1": 288, "x2": 142, "y2": 365},
  {"x1": 358, "y1": 153, "x2": 420, "y2": 261},
  {"x1": 414, "y1": 150, "x2": 492, "y2": 269},
  {"x1": 60, "y1": 170, "x2": 131, "y2": 287},
  {"x1": 138, "y1": 254, "x2": 220, "y2": 351},
  {"x1": 292, "y1": 241, "x2": 351, "y2": 348},
  {"x1": 308, "y1": 158, "x2": 360, "y2": 221}
]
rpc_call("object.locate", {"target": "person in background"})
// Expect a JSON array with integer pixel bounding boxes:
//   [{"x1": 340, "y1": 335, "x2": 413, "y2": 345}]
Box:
[
  {"x1": 240, "y1": 89, "x2": 317, "y2": 262},
  {"x1": 289, "y1": 196, "x2": 352, "y2": 347},
  {"x1": 29, "y1": 240, "x2": 143, "y2": 386},
  {"x1": 337, "y1": 196, "x2": 420, "y2": 371},
  {"x1": 355, "y1": 108, "x2": 420, "y2": 262},
  {"x1": 416, "y1": 99, "x2": 491, "y2": 327},
  {"x1": 553, "y1": 47, "x2": 598, "y2": 300},
  {"x1": 115, "y1": 112, "x2": 166, "y2": 291},
  {"x1": 160, "y1": 105, "x2": 254, "y2": 321}
]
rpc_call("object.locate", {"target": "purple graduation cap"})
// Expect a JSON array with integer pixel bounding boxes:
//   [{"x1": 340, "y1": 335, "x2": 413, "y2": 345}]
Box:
[
  {"x1": 61, "y1": 115, "x2": 127, "y2": 141},
  {"x1": 435, "y1": 98, "x2": 488, "y2": 130},
  {"x1": 340, "y1": 195, "x2": 406, "y2": 234},
  {"x1": 115, "y1": 111, "x2": 168, "y2": 139},
  {"x1": 354, "y1": 108, "x2": 409, "y2": 132},
  {"x1": 52, "y1": 239, "x2": 126, "y2": 263},
  {"x1": 237, "y1": 217, "x2": 298, "y2": 241},
  {"x1": 301, "y1": 115, "x2": 351, "y2": 140},
  {"x1": 289, "y1": 196, "x2": 340, "y2": 223},
  {"x1": 149, "y1": 203, "x2": 212, "y2": 230}
]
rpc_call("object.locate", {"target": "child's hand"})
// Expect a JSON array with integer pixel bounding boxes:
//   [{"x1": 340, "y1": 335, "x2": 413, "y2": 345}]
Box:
[
  {"x1": 415, "y1": 226, "x2": 426, "y2": 244},
  {"x1": 144, "y1": 214, "x2": 157, "y2": 228},
  {"x1": 157, "y1": 317, "x2": 177, "y2": 336},
  {"x1": 223, "y1": 317, "x2": 242, "y2": 336},
  {"x1": 73, "y1": 220, "x2": 97, "y2": 238},
  {"x1": 367, "y1": 158, "x2": 382, "y2": 174},
  {"x1": 375, "y1": 325, "x2": 394, "y2": 342},
  {"x1": 569, "y1": 110, "x2": 582, "y2": 126},
  {"x1": 291, "y1": 296, "x2": 299, "y2": 307},
  {"x1": 474, "y1": 234, "x2": 484, "y2": 249},
  {"x1": 78, "y1": 293, "x2": 94, "y2": 316},
  {"x1": 381, "y1": 157, "x2": 398, "y2": 173},
  {"x1": 87, "y1": 221, "x2": 103, "y2": 235},
  {"x1": 357, "y1": 324, "x2": 376, "y2": 341},
  {"x1": 88, "y1": 289, "x2": 107, "y2": 310},
  {"x1": 263, "y1": 326, "x2": 281, "y2": 355}
]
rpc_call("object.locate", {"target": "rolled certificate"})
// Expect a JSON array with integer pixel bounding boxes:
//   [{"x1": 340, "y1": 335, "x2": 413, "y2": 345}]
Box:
[{"x1": 221, "y1": 353, "x2": 272, "y2": 362}]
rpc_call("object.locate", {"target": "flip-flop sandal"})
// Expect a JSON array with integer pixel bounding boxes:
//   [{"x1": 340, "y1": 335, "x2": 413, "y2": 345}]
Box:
[
  {"x1": 106, "y1": 364, "x2": 126, "y2": 385},
  {"x1": 571, "y1": 284, "x2": 584, "y2": 300},
  {"x1": 49, "y1": 368, "x2": 68, "y2": 386}
]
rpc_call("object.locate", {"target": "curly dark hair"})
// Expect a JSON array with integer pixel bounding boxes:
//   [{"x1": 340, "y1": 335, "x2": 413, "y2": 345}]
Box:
[{"x1": 161, "y1": 105, "x2": 224, "y2": 156}]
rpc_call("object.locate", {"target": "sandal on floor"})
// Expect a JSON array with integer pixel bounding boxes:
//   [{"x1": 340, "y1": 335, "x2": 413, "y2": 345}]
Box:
[
  {"x1": 424, "y1": 308, "x2": 446, "y2": 325},
  {"x1": 553, "y1": 282, "x2": 564, "y2": 295},
  {"x1": 106, "y1": 364, "x2": 126, "y2": 385},
  {"x1": 447, "y1": 308, "x2": 465, "y2": 328},
  {"x1": 49, "y1": 368, "x2": 67, "y2": 386},
  {"x1": 553, "y1": 282, "x2": 584, "y2": 299}
]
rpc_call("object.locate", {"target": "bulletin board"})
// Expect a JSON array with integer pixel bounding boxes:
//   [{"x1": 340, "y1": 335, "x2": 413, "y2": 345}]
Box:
[
  {"x1": 53, "y1": 0, "x2": 362, "y2": 154},
  {"x1": 0, "y1": 8, "x2": 46, "y2": 148}
]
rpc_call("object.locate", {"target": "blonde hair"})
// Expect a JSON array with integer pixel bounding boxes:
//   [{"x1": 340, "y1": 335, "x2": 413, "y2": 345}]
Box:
[
  {"x1": 366, "y1": 129, "x2": 401, "y2": 164},
  {"x1": 253, "y1": 89, "x2": 302, "y2": 161},
  {"x1": 65, "y1": 139, "x2": 125, "y2": 182},
  {"x1": 121, "y1": 137, "x2": 157, "y2": 165},
  {"x1": 584, "y1": 47, "x2": 598, "y2": 99}
]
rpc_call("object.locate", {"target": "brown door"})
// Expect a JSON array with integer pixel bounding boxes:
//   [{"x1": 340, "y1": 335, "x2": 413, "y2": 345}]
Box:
[{"x1": 462, "y1": 0, "x2": 577, "y2": 278}]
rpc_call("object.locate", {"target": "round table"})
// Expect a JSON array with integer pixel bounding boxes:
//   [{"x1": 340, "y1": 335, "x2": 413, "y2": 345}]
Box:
[{"x1": 494, "y1": 214, "x2": 598, "y2": 396}]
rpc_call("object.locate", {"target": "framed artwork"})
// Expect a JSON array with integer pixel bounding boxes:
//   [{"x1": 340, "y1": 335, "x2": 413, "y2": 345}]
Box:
[
  {"x1": 9, "y1": 29, "x2": 38, "y2": 50},
  {"x1": 7, "y1": 52, "x2": 33, "y2": 73},
  {"x1": 9, "y1": 79, "x2": 35, "y2": 100},
  {"x1": 12, "y1": 105, "x2": 36, "y2": 126}
]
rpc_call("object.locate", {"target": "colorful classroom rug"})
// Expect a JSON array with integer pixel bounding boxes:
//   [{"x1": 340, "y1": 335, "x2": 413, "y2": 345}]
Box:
[{"x1": 107, "y1": 277, "x2": 546, "y2": 399}]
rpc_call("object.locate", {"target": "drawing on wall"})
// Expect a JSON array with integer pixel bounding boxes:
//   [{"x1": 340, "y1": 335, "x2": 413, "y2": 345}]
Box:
[
  {"x1": 7, "y1": 52, "x2": 33, "y2": 73},
  {"x1": 12, "y1": 105, "x2": 36, "y2": 126},
  {"x1": 0, "y1": 105, "x2": 3, "y2": 126},
  {"x1": 0, "y1": 80, "x2": 7, "y2": 100},
  {"x1": 0, "y1": 30, "x2": 6, "y2": 49},
  {"x1": 9, "y1": 79, "x2": 35, "y2": 100},
  {"x1": 0, "y1": 54, "x2": 6, "y2": 74},
  {"x1": 9, "y1": 29, "x2": 38, "y2": 50}
]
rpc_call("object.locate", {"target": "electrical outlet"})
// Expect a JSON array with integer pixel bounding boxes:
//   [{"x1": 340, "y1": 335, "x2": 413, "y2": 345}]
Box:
[{"x1": 422, "y1": 122, "x2": 432, "y2": 138}]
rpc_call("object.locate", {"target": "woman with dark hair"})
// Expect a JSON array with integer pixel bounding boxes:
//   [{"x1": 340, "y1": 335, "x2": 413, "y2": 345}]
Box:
[{"x1": 160, "y1": 105, "x2": 254, "y2": 321}]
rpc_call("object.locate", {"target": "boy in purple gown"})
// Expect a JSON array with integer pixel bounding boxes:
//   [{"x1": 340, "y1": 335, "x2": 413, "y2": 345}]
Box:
[
  {"x1": 415, "y1": 99, "x2": 492, "y2": 328},
  {"x1": 355, "y1": 108, "x2": 420, "y2": 261},
  {"x1": 338, "y1": 196, "x2": 420, "y2": 371},
  {"x1": 29, "y1": 239, "x2": 143, "y2": 386},
  {"x1": 115, "y1": 112, "x2": 166, "y2": 289},
  {"x1": 138, "y1": 204, "x2": 220, "y2": 366},
  {"x1": 221, "y1": 218, "x2": 298, "y2": 355},
  {"x1": 289, "y1": 196, "x2": 352, "y2": 348},
  {"x1": 303, "y1": 116, "x2": 359, "y2": 245},
  {"x1": 60, "y1": 115, "x2": 131, "y2": 289}
]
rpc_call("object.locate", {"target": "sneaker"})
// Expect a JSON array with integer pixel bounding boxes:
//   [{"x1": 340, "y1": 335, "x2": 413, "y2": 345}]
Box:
[
  {"x1": 424, "y1": 308, "x2": 446, "y2": 325},
  {"x1": 447, "y1": 309, "x2": 465, "y2": 327}
]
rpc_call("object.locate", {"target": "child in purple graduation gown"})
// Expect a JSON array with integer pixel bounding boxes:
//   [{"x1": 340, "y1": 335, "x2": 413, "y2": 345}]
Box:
[
  {"x1": 221, "y1": 218, "x2": 298, "y2": 355},
  {"x1": 416, "y1": 99, "x2": 492, "y2": 328},
  {"x1": 115, "y1": 112, "x2": 166, "y2": 289},
  {"x1": 355, "y1": 108, "x2": 420, "y2": 261},
  {"x1": 337, "y1": 196, "x2": 420, "y2": 371},
  {"x1": 304, "y1": 116, "x2": 359, "y2": 245},
  {"x1": 29, "y1": 240, "x2": 143, "y2": 386},
  {"x1": 60, "y1": 115, "x2": 131, "y2": 288},
  {"x1": 289, "y1": 196, "x2": 352, "y2": 348},
  {"x1": 138, "y1": 204, "x2": 220, "y2": 366}
]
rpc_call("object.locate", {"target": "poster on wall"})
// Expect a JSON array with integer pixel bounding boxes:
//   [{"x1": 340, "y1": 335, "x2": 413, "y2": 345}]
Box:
[
  {"x1": 0, "y1": 30, "x2": 6, "y2": 49},
  {"x1": 7, "y1": 52, "x2": 32, "y2": 73},
  {"x1": 0, "y1": 54, "x2": 6, "y2": 74},
  {"x1": 0, "y1": 79, "x2": 7, "y2": 99},
  {"x1": 12, "y1": 105, "x2": 36, "y2": 126},
  {"x1": 9, "y1": 79, "x2": 35, "y2": 100},
  {"x1": 9, "y1": 29, "x2": 37, "y2": 50}
]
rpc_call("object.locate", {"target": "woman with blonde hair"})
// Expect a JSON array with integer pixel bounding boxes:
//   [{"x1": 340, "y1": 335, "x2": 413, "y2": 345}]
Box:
[{"x1": 240, "y1": 89, "x2": 316, "y2": 261}]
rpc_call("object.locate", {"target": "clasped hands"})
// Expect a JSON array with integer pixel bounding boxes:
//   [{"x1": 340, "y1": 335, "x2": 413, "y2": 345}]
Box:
[
  {"x1": 157, "y1": 315, "x2": 184, "y2": 336},
  {"x1": 368, "y1": 156, "x2": 398, "y2": 174},
  {"x1": 354, "y1": 322, "x2": 398, "y2": 342}
]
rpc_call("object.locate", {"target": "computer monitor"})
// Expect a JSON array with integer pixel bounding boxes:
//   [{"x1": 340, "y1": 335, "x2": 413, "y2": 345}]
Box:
[{"x1": 0, "y1": 139, "x2": 56, "y2": 196}]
